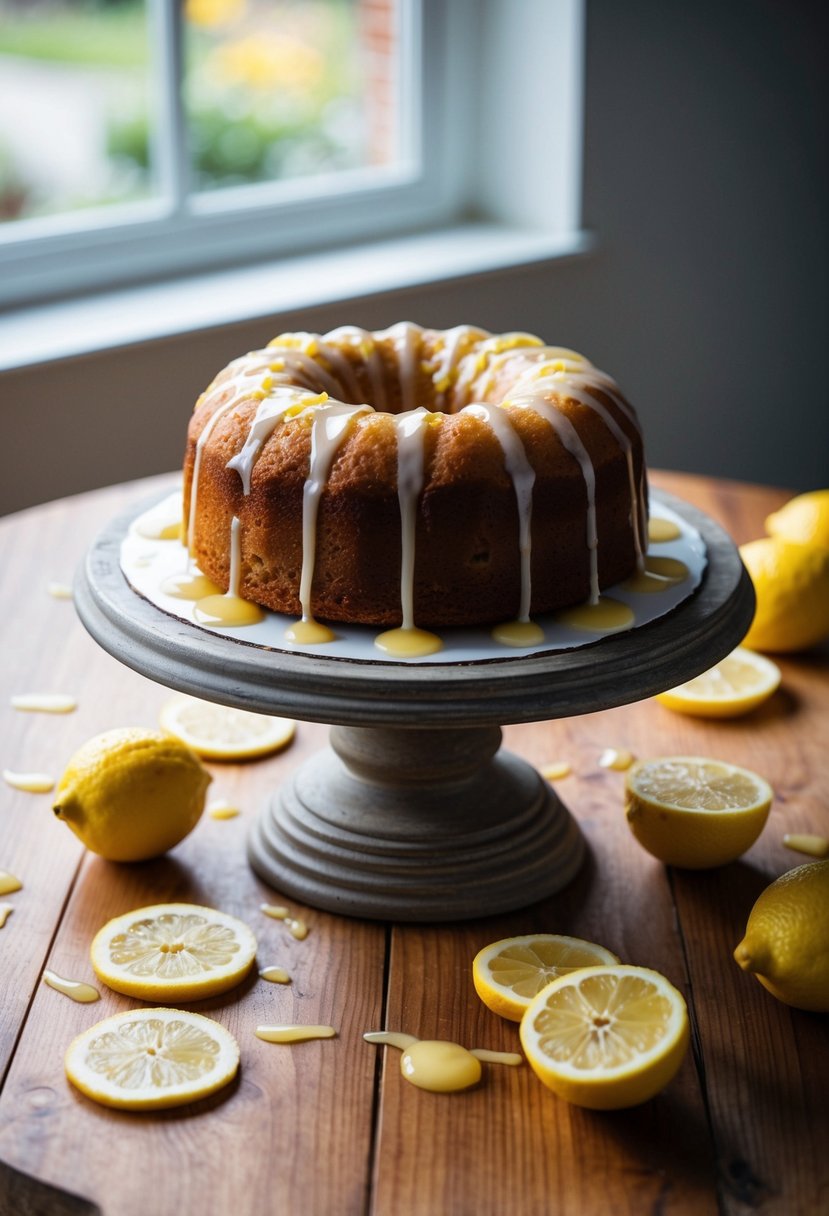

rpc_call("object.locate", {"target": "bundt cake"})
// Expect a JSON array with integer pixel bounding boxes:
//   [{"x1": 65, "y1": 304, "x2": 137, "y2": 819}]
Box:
[{"x1": 181, "y1": 322, "x2": 648, "y2": 652}]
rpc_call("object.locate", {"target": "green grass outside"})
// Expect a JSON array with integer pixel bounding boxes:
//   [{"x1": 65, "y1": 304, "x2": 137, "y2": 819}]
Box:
[{"x1": 0, "y1": 3, "x2": 148, "y2": 70}]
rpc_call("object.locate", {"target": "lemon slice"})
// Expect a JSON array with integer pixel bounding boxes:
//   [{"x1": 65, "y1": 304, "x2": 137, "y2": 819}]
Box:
[
  {"x1": 91, "y1": 903, "x2": 257, "y2": 1001},
  {"x1": 473, "y1": 934, "x2": 621, "y2": 1022},
  {"x1": 519, "y1": 965, "x2": 689, "y2": 1109},
  {"x1": 654, "y1": 647, "x2": 781, "y2": 718},
  {"x1": 65, "y1": 1008, "x2": 239, "y2": 1110},
  {"x1": 160, "y1": 694, "x2": 296, "y2": 760},
  {"x1": 625, "y1": 756, "x2": 773, "y2": 868}
]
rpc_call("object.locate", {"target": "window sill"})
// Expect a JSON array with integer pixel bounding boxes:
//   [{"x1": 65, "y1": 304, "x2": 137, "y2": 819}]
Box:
[{"x1": 0, "y1": 223, "x2": 592, "y2": 373}]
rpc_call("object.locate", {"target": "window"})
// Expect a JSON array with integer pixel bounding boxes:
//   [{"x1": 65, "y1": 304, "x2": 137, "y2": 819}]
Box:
[
  {"x1": 0, "y1": 1, "x2": 585, "y2": 319},
  {"x1": 0, "y1": 0, "x2": 467, "y2": 305}
]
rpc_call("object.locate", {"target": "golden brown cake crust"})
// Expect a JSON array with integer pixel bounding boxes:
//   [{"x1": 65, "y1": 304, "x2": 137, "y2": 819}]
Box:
[{"x1": 183, "y1": 324, "x2": 647, "y2": 628}]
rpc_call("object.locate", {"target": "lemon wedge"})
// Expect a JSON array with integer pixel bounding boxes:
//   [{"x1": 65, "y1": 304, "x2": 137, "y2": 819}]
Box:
[
  {"x1": 90, "y1": 903, "x2": 257, "y2": 1001},
  {"x1": 160, "y1": 694, "x2": 296, "y2": 760},
  {"x1": 654, "y1": 647, "x2": 781, "y2": 718},
  {"x1": 520, "y1": 965, "x2": 689, "y2": 1109},
  {"x1": 473, "y1": 934, "x2": 620, "y2": 1022},
  {"x1": 65, "y1": 1007, "x2": 239, "y2": 1110},
  {"x1": 625, "y1": 756, "x2": 773, "y2": 868}
]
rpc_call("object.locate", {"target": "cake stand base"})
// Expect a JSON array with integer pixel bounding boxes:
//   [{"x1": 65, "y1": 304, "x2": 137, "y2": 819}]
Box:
[{"x1": 247, "y1": 724, "x2": 584, "y2": 920}]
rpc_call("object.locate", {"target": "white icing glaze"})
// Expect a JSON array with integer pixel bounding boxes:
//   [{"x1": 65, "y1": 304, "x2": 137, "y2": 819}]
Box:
[
  {"x1": 228, "y1": 515, "x2": 243, "y2": 596},
  {"x1": 185, "y1": 322, "x2": 646, "y2": 643},
  {"x1": 510, "y1": 395, "x2": 600, "y2": 605},
  {"x1": 299, "y1": 404, "x2": 371, "y2": 622},
  {"x1": 463, "y1": 403, "x2": 536, "y2": 622},
  {"x1": 394, "y1": 408, "x2": 430, "y2": 630}
]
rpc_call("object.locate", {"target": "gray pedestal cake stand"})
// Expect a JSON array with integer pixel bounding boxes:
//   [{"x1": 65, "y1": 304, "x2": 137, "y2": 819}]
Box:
[{"x1": 74, "y1": 488, "x2": 754, "y2": 922}]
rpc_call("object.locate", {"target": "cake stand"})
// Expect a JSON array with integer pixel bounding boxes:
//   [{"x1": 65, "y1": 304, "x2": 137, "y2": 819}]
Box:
[{"x1": 74, "y1": 488, "x2": 754, "y2": 922}]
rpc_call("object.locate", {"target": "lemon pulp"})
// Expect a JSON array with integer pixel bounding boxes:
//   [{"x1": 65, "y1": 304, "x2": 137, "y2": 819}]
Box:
[
  {"x1": 91, "y1": 903, "x2": 257, "y2": 1001},
  {"x1": 655, "y1": 647, "x2": 781, "y2": 718},
  {"x1": 519, "y1": 965, "x2": 689, "y2": 1109},
  {"x1": 160, "y1": 694, "x2": 296, "y2": 760},
  {"x1": 473, "y1": 934, "x2": 620, "y2": 1022},
  {"x1": 625, "y1": 756, "x2": 773, "y2": 868},
  {"x1": 65, "y1": 1007, "x2": 239, "y2": 1110}
]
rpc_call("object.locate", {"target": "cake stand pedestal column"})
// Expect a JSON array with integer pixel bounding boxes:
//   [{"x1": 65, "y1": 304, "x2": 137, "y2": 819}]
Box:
[
  {"x1": 248, "y1": 724, "x2": 584, "y2": 919},
  {"x1": 74, "y1": 487, "x2": 755, "y2": 923}
]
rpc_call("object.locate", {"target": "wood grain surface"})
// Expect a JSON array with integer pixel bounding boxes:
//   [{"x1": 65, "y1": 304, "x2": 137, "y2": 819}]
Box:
[{"x1": 1, "y1": 470, "x2": 827, "y2": 1216}]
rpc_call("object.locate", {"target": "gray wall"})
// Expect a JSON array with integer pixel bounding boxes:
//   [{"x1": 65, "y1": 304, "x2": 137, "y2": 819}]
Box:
[{"x1": 2, "y1": 0, "x2": 826, "y2": 515}]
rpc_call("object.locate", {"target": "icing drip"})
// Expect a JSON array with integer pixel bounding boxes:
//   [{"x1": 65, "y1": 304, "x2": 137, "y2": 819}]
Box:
[
  {"x1": 225, "y1": 390, "x2": 306, "y2": 495},
  {"x1": 394, "y1": 408, "x2": 430, "y2": 630},
  {"x1": 324, "y1": 326, "x2": 387, "y2": 410},
  {"x1": 315, "y1": 341, "x2": 363, "y2": 402},
  {"x1": 187, "y1": 392, "x2": 243, "y2": 557},
  {"x1": 431, "y1": 325, "x2": 487, "y2": 404},
  {"x1": 464, "y1": 403, "x2": 536, "y2": 622},
  {"x1": 383, "y1": 321, "x2": 421, "y2": 412},
  {"x1": 509, "y1": 353, "x2": 648, "y2": 576},
  {"x1": 299, "y1": 404, "x2": 371, "y2": 623},
  {"x1": 510, "y1": 394, "x2": 600, "y2": 606}
]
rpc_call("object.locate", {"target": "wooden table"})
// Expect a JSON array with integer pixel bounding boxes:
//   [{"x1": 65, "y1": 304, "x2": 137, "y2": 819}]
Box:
[{"x1": 1, "y1": 471, "x2": 826, "y2": 1216}]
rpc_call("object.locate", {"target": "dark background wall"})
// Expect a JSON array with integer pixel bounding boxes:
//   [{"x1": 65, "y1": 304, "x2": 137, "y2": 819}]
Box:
[{"x1": 2, "y1": 0, "x2": 826, "y2": 514}]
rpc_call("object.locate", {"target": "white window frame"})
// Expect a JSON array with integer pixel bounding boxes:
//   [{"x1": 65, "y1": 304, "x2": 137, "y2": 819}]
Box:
[
  {"x1": 0, "y1": 0, "x2": 470, "y2": 306},
  {"x1": 0, "y1": 0, "x2": 586, "y2": 336}
]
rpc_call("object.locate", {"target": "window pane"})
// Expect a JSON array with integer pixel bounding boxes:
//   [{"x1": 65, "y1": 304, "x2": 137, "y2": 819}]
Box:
[
  {"x1": 183, "y1": 0, "x2": 402, "y2": 196},
  {"x1": 0, "y1": 0, "x2": 155, "y2": 225}
]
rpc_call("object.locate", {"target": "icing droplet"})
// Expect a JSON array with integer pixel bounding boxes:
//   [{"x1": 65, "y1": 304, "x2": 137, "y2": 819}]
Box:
[
  {"x1": 540, "y1": 762, "x2": 572, "y2": 781},
  {"x1": 285, "y1": 618, "x2": 336, "y2": 645},
  {"x1": 491, "y1": 620, "x2": 545, "y2": 648},
  {"x1": 3, "y1": 771, "x2": 55, "y2": 794},
  {"x1": 648, "y1": 517, "x2": 682, "y2": 543},
  {"x1": 0, "y1": 872, "x2": 23, "y2": 896},
  {"x1": 207, "y1": 801, "x2": 240, "y2": 820},
  {"x1": 47, "y1": 581, "x2": 73, "y2": 600},
  {"x1": 161, "y1": 571, "x2": 222, "y2": 600},
  {"x1": 374, "y1": 626, "x2": 443, "y2": 658},
  {"x1": 259, "y1": 966, "x2": 292, "y2": 984},
  {"x1": 193, "y1": 594, "x2": 264, "y2": 627},
  {"x1": 556, "y1": 597, "x2": 635, "y2": 634},
  {"x1": 11, "y1": 693, "x2": 77, "y2": 714},
  {"x1": 42, "y1": 970, "x2": 100, "y2": 1003},
  {"x1": 255, "y1": 1025, "x2": 335, "y2": 1043},
  {"x1": 598, "y1": 748, "x2": 635, "y2": 771}
]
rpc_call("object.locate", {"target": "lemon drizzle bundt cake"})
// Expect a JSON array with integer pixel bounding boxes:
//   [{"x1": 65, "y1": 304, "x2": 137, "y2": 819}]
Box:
[{"x1": 181, "y1": 322, "x2": 648, "y2": 654}]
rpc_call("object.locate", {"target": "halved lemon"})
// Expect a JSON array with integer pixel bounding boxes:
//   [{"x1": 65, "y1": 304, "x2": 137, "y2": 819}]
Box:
[
  {"x1": 473, "y1": 934, "x2": 620, "y2": 1022},
  {"x1": 160, "y1": 694, "x2": 296, "y2": 761},
  {"x1": 65, "y1": 1007, "x2": 239, "y2": 1110},
  {"x1": 519, "y1": 965, "x2": 689, "y2": 1109},
  {"x1": 654, "y1": 647, "x2": 781, "y2": 718},
  {"x1": 91, "y1": 903, "x2": 257, "y2": 1001},
  {"x1": 625, "y1": 756, "x2": 773, "y2": 868}
]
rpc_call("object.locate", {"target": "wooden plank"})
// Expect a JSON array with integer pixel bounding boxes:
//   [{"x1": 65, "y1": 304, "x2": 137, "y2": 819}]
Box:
[
  {"x1": 371, "y1": 472, "x2": 828, "y2": 1216},
  {"x1": 373, "y1": 705, "x2": 720, "y2": 1216},
  {"x1": 0, "y1": 484, "x2": 176, "y2": 1076},
  {"x1": 0, "y1": 477, "x2": 386, "y2": 1215},
  {"x1": 652, "y1": 473, "x2": 829, "y2": 1214}
]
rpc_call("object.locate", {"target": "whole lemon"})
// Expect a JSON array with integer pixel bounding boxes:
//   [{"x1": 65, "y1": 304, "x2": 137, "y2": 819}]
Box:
[
  {"x1": 739, "y1": 536, "x2": 829, "y2": 652},
  {"x1": 53, "y1": 728, "x2": 211, "y2": 861},
  {"x1": 733, "y1": 861, "x2": 829, "y2": 1012},
  {"x1": 765, "y1": 489, "x2": 829, "y2": 549}
]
